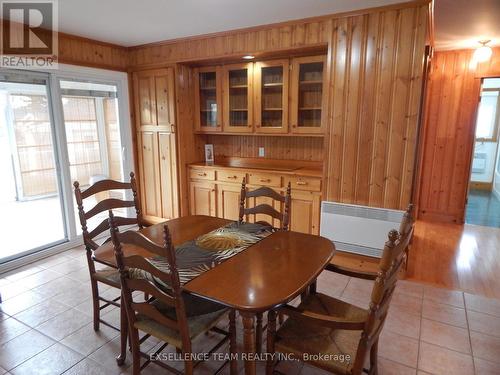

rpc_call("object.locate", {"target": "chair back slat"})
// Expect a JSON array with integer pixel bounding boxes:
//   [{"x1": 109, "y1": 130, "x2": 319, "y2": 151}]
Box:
[
  {"x1": 127, "y1": 278, "x2": 176, "y2": 306},
  {"x1": 87, "y1": 216, "x2": 138, "y2": 243},
  {"x1": 239, "y1": 178, "x2": 292, "y2": 231},
  {"x1": 84, "y1": 198, "x2": 136, "y2": 220},
  {"x1": 81, "y1": 179, "x2": 132, "y2": 199},
  {"x1": 245, "y1": 186, "x2": 286, "y2": 202}
]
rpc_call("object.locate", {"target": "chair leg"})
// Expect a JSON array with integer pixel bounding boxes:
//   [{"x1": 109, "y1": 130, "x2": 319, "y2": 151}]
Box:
[
  {"x1": 266, "y1": 310, "x2": 277, "y2": 375},
  {"x1": 129, "y1": 327, "x2": 141, "y2": 375},
  {"x1": 116, "y1": 301, "x2": 128, "y2": 366},
  {"x1": 183, "y1": 356, "x2": 194, "y2": 375},
  {"x1": 369, "y1": 339, "x2": 379, "y2": 375},
  {"x1": 229, "y1": 310, "x2": 238, "y2": 375},
  {"x1": 90, "y1": 278, "x2": 100, "y2": 331},
  {"x1": 256, "y1": 312, "x2": 263, "y2": 353}
]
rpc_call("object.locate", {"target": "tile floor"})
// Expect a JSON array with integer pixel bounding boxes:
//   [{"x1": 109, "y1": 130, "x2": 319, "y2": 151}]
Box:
[{"x1": 1, "y1": 247, "x2": 500, "y2": 374}]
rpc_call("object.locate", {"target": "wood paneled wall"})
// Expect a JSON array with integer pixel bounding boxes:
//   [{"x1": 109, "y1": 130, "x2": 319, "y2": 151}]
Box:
[
  {"x1": 417, "y1": 47, "x2": 500, "y2": 223},
  {"x1": 324, "y1": 5, "x2": 428, "y2": 209},
  {"x1": 205, "y1": 135, "x2": 324, "y2": 161}
]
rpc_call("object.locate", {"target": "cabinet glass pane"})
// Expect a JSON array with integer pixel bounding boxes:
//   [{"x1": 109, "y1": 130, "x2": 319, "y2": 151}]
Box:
[
  {"x1": 199, "y1": 71, "x2": 218, "y2": 127},
  {"x1": 228, "y1": 68, "x2": 248, "y2": 127},
  {"x1": 261, "y1": 66, "x2": 283, "y2": 127},
  {"x1": 297, "y1": 62, "x2": 323, "y2": 128}
]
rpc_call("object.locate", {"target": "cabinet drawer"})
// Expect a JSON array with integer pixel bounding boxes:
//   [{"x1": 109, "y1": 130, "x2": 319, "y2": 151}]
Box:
[
  {"x1": 217, "y1": 169, "x2": 246, "y2": 184},
  {"x1": 189, "y1": 168, "x2": 215, "y2": 181},
  {"x1": 247, "y1": 172, "x2": 281, "y2": 187},
  {"x1": 285, "y1": 176, "x2": 321, "y2": 192}
]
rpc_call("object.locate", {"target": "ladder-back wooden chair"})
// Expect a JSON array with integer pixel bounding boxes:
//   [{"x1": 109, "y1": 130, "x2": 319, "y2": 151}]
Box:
[
  {"x1": 109, "y1": 212, "x2": 236, "y2": 375},
  {"x1": 266, "y1": 227, "x2": 412, "y2": 375},
  {"x1": 73, "y1": 172, "x2": 147, "y2": 332},
  {"x1": 239, "y1": 177, "x2": 292, "y2": 351},
  {"x1": 399, "y1": 204, "x2": 415, "y2": 272},
  {"x1": 239, "y1": 177, "x2": 291, "y2": 231}
]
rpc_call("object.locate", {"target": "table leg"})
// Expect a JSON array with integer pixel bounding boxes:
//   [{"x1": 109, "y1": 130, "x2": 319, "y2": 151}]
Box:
[
  {"x1": 241, "y1": 311, "x2": 256, "y2": 375},
  {"x1": 256, "y1": 312, "x2": 263, "y2": 353},
  {"x1": 266, "y1": 310, "x2": 277, "y2": 375},
  {"x1": 229, "y1": 310, "x2": 238, "y2": 375}
]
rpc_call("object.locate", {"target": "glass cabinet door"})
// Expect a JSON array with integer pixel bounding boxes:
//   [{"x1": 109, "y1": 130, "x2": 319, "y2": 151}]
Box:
[
  {"x1": 223, "y1": 63, "x2": 253, "y2": 132},
  {"x1": 254, "y1": 59, "x2": 289, "y2": 134},
  {"x1": 290, "y1": 55, "x2": 326, "y2": 134},
  {"x1": 195, "y1": 67, "x2": 222, "y2": 132}
]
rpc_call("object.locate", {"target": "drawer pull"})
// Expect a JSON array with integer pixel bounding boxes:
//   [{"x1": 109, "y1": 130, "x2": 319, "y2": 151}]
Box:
[
  {"x1": 197, "y1": 172, "x2": 207, "y2": 177},
  {"x1": 260, "y1": 178, "x2": 271, "y2": 183},
  {"x1": 296, "y1": 181, "x2": 308, "y2": 186},
  {"x1": 227, "y1": 176, "x2": 238, "y2": 180}
]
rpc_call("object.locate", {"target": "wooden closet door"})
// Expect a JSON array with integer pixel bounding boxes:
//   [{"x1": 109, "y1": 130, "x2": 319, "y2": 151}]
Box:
[
  {"x1": 138, "y1": 131, "x2": 161, "y2": 217},
  {"x1": 159, "y1": 132, "x2": 179, "y2": 219}
]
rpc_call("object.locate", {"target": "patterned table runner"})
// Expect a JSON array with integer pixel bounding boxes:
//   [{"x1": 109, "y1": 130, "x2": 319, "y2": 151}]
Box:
[{"x1": 149, "y1": 221, "x2": 274, "y2": 286}]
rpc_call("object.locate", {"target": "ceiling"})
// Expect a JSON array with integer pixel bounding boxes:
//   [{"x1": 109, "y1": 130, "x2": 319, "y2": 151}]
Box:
[
  {"x1": 434, "y1": 0, "x2": 500, "y2": 50},
  {"x1": 57, "y1": 0, "x2": 403, "y2": 47}
]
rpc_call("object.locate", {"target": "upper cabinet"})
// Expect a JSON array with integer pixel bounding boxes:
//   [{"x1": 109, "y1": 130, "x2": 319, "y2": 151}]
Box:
[
  {"x1": 254, "y1": 59, "x2": 289, "y2": 134},
  {"x1": 133, "y1": 68, "x2": 176, "y2": 132},
  {"x1": 194, "y1": 66, "x2": 222, "y2": 132},
  {"x1": 223, "y1": 63, "x2": 253, "y2": 132},
  {"x1": 290, "y1": 56, "x2": 327, "y2": 134},
  {"x1": 193, "y1": 55, "x2": 326, "y2": 135}
]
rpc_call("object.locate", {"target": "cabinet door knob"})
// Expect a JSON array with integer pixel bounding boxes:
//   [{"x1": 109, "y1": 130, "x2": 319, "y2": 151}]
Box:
[
  {"x1": 260, "y1": 178, "x2": 271, "y2": 183},
  {"x1": 198, "y1": 173, "x2": 206, "y2": 177}
]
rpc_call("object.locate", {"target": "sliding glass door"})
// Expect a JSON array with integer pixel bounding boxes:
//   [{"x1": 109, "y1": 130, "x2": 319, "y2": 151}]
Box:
[
  {"x1": 0, "y1": 72, "x2": 66, "y2": 262},
  {"x1": 0, "y1": 66, "x2": 132, "y2": 266}
]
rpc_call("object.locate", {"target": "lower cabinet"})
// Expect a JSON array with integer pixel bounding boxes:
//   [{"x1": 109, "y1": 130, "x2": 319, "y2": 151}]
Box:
[
  {"x1": 289, "y1": 191, "x2": 321, "y2": 235},
  {"x1": 189, "y1": 181, "x2": 216, "y2": 217},
  {"x1": 188, "y1": 166, "x2": 322, "y2": 235}
]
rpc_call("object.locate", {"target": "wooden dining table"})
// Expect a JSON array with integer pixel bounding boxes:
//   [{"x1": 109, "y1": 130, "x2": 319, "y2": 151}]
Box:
[{"x1": 93, "y1": 215, "x2": 335, "y2": 375}]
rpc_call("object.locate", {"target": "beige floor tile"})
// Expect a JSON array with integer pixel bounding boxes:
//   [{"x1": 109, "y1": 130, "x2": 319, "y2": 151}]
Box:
[
  {"x1": 316, "y1": 272, "x2": 350, "y2": 297},
  {"x1": 56, "y1": 285, "x2": 93, "y2": 308},
  {"x1": 470, "y1": 331, "x2": 500, "y2": 364},
  {"x1": 423, "y1": 285, "x2": 464, "y2": 308},
  {"x1": 420, "y1": 318, "x2": 471, "y2": 354},
  {"x1": 49, "y1": 259, "x2": 87, "y2": 276},
  {"x1": 418, "y1": 342, "x2": 474, "y2": 375},
  {"x1": 378, "y1": 357, "x2": 417, "y2": 375},
  {"x1": 35, "y1": 254, "x2": 73, "y2": 269},
  {"x1": 3, "y1": 266, "x2": 43, "y2": 282},
  {"x1": 61, "y1": 322, "x2": 119, "y2": 356},
  {"x1": 0, "y1": 366, "x2": 6, "y2": 375},
  {"x1": 395, "y1": 280, "x2": 424, "y2": 300},
  {"x1": 0, "y1": 280, "x2": 29, "y2": 301},
  {"x1": 465, "y1": 293, "x2": 500, "y2": 318},
  {"x1": 65, "y1": 268, "x2": 91, "y2": 283},
  {"x1": 467, "y1": 310, "x2": 500, "y2": 338},
  {"x1": 384, "y1": 308, "x2": 421, "y2": 339},
  {"x1": 338, "y1": 294, "x2": 370, "y2": 309},
  {"x1": 89, "y1": 336, "x2": 132, "y2": 370},
  {"x1": 341, "y1": 278, "x2": 374, "y2": 301},
  {"x1": 72, "y1": 298, "x2": 96, "y2": 316},
  {"x1": 391, "y1": 292, "x2": 423, "y2": 315},
  {"x1": 10, "y1": 342, "x2": 83, "y2": 375},
  {"x1": 0, "y1": 312, "x2": 9, "y2": 321},
  {"x1": 378, "y1": 329, "x2": 419, "y2": 368},
  {"x1": 422, "y1": 299, "x2": 467, "y2": 328},
  {"x1": 32, "y1": 276, "x2": 83, "y2": 299},
  {"x1": 0, "y1": 290, "x2": 45, "y2": 316},
  {"x1": 0, "y1": 318, "x2": 30, "y2": 345},
  {"x1": 36, "y1": 308, "x2": 92, "y2": 341},
  {"x1": 474, "y1": 357, "x2": 500, "y2": 375},
  {"x1": 65, "y1": 357, "x2": 121, "y2": 375},
  {"x1": 13, "y1": 299, "x2": 69, "y2": 328},
  {"x1": 19, "y1": 269, "x2": 63, "y2": 289},
  {"x1": 0, "y1": 329, "x2": 55, "y2": 370}
]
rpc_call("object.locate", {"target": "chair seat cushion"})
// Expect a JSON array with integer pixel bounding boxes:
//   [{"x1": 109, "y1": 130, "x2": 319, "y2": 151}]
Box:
[
  {"x1": 93, "y1": 267, "x2": 121, "y2": 287},
  {"x1": 275, "y1": 293, "x2": 368, "y2": 374},
  {"x1": 134, "y1": 294, "x2": 228, "y2": 348}
]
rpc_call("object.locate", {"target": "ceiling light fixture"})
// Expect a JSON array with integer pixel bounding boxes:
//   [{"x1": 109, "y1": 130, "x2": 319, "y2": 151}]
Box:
[
  {"x1": 242, "y1": 55, "x2": 255, "y2": 60},
  {"x1": 473, "y1": 40, "x2": 493, "y2": 63}
]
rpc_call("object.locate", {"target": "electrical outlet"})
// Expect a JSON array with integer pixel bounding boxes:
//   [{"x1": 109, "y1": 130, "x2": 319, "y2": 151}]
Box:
[{"x1": 258, "y1": 147, "x2": 265, "y2": 157}]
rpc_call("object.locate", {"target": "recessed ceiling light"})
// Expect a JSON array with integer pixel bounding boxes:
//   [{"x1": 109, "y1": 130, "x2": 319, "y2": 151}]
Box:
[
  {"x1": 242, "y1": 55, "x2": 255, "y2": 60},
  {"x1": 473, "y1": 40, "x2": 493, "y2": 63}
]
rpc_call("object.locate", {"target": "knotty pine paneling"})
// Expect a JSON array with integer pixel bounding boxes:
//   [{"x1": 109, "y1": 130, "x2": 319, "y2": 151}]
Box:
[
  {"x1": 325, "y1": 5, "x2": 428, "y2": 210},
  {"x1": 204, "y1": 135, "x2": 324, "y2": 161},
  {"x1": 417, "y1": 47, "x2": 500, "y2": 223}
]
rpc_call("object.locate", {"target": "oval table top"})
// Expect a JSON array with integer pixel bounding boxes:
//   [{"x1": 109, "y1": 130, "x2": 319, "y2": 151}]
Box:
[{"x1": 93, "y1": 215, "x2": 335, "y2": 312}]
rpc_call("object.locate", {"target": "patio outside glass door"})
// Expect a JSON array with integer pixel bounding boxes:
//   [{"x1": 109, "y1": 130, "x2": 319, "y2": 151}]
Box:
[{"x1": 0, "y1": 72, "x2": 66, "y2": 262}]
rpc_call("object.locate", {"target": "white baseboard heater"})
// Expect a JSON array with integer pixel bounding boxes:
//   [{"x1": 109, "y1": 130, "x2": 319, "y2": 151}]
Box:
[{"x1": 320, "y1": 202, "x2": 405, "y2": 258}]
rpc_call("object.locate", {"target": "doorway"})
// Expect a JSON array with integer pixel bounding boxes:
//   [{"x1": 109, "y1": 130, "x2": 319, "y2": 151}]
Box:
[{"x1": 465, "y1": 77, "x2": 500, "y2": 227}]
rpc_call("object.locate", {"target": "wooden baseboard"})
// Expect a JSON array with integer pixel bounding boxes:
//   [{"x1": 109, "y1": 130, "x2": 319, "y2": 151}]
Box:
[
  {"x1": 418, "y1": 210, "x2": 463, "y2": 224},
  {"x1": 469, "y1": 181, "x2": 493, "y2": 191}
]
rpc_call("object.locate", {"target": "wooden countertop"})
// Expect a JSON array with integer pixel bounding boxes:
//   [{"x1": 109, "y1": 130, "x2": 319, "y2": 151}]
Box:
[{"x1": 189, "y1": 157, "x2": 323, "y2": 178}]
